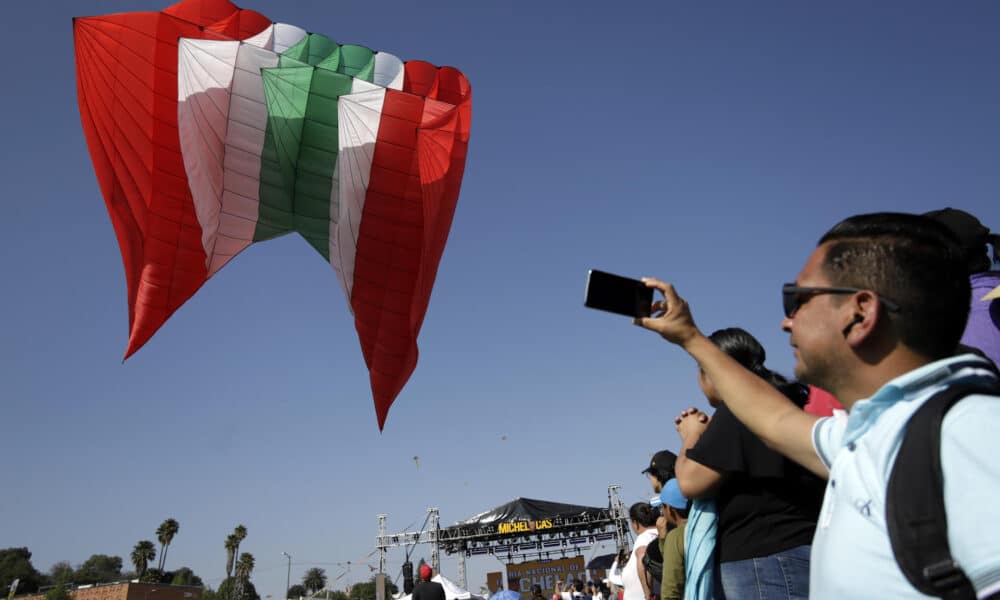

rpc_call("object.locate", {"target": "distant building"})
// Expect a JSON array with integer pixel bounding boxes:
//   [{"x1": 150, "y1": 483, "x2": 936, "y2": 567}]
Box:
[{"x1": 21, "y1": 582, "x2": 201, "y2": 600}]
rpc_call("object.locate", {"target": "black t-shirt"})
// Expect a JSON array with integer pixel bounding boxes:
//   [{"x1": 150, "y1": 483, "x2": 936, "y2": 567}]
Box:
[
  {"x1": 412, "y1": 581, "x2": 446, "y2": 600},
  {"x1": 685, "y1": 402, "x2": 825, "y2": 563}
]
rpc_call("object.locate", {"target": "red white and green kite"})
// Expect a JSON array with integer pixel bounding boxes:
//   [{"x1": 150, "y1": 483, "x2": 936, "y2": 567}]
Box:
[{"x1": 74, "y1": 0, "x2": 472, "y2": 429}]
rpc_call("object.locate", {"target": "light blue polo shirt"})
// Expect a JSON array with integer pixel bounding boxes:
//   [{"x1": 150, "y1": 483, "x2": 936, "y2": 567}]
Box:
[{"x1": 809, "y1": 354, "x2": 1000, "y2": 599}]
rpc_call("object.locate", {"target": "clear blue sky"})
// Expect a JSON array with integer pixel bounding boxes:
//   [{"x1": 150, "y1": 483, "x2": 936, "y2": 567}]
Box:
[{"x1": 2, "y1": 0, "x2": 998, "y2": 597}]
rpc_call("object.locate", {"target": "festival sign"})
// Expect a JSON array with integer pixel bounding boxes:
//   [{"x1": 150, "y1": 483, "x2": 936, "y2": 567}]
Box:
[
  {"x1": 497, "y1": 519, "x2": 554, "y2": 535},
  {"x1": 506, "y1": 557, "x2": 586, "y2": 595}
]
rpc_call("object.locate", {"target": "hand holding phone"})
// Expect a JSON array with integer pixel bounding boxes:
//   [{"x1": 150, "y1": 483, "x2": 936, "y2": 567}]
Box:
[{"x1": 584, "y1": 269, "x2": 654, "y2": 318}]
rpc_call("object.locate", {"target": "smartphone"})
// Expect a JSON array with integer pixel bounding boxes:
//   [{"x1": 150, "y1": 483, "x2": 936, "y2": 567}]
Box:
[{"x1": 584, "y1": 269, "x2": 653, "y2": 318}]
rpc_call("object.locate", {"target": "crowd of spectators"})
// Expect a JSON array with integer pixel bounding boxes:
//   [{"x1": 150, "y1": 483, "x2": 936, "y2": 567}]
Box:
[{"x1": 613, "y1": 210, "x2": 1000, "y2": 599}]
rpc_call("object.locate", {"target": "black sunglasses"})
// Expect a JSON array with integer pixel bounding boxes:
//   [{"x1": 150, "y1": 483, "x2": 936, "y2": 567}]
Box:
[{"x1": 782, "y1": 284, "x2": 901, "y2": 318}]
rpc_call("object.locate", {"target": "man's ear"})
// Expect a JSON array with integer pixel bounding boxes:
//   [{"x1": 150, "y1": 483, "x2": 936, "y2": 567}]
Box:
[
  {"x1": 842, "y1": 314, "x2": 863, "y2": 337},
  {"x1": 842, "y1": 291, "x2": 883, "y2": 345}
]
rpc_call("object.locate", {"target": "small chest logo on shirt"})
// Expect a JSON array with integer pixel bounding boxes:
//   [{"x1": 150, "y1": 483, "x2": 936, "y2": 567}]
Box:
[{"x1": 854, "y1": 498, "x2": 873, "y2": 518}]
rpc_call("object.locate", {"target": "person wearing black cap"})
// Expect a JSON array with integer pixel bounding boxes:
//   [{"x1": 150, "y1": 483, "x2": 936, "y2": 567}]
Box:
[
  {"x1": 641, "y1": 450, "x2": 677, "y2": 493},
  {"x1": 412, "y1": 564, "x2": 445, "y2": 600},
  {"x1": 925, "y1": 207, "x2": 1000, "y2": 366}
]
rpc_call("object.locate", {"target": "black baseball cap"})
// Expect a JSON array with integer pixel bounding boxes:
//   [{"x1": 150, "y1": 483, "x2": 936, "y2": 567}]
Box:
[
  {"x1": 925, "y1": 208, "x2": 998, "y2": 273},
  {"x1": 642, "y1": 450, "x2": 677, "y2": 482}
]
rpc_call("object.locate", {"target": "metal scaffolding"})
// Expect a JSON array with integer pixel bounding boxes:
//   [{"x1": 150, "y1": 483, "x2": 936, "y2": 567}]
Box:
[
  {"x1": 375, "y1": 486, "x2": 631, "y2": 591},
  {"x1": 375, "y1": 508, "x2": 443, "y2": 583},
  {"x1": 377, "y1": 514, "x2": 388, "y2": 575},
  {"x1": 608, "y1": 485, "x2": 632, "y2": 554},
  {"x1": 429, "y1": 508, "x2": 441, "y2": 575}
]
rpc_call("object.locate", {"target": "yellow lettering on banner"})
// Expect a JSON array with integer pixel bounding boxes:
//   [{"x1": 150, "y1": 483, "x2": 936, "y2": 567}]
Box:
[{"x1": 497, "y1": 519, "x2": 556, "y2": 535}]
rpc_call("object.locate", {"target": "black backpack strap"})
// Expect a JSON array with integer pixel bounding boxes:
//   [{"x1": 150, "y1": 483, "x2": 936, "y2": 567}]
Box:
[{"x1": 886, "y1": 382, "x2": 1000, "y2": 600}]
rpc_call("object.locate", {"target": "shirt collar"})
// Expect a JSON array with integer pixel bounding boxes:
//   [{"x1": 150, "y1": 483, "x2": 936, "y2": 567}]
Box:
[{"x1": 842, "y1": 354, "x2": 997, "y2": 446}]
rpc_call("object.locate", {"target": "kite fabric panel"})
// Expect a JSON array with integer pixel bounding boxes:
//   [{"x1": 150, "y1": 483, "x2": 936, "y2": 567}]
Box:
[
  {"x1": 73, "y1": 0, "x2": 271, "y2": 357},
  {"x1": 75, "y1": 0, "x2": 473, "y2": 429}
]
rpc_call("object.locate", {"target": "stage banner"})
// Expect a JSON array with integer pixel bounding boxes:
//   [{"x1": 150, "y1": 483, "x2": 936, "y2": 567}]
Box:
[
  {"x1": 487, "y1": 572, "x2": 504, "y2": 594},
  {"x1": 507, "y1": 557, "x2": 586, "y2": 595}
]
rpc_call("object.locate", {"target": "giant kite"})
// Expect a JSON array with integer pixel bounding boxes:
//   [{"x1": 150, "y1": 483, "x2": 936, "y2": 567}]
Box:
[{"x1": 74, "y1": 0, "x2": 472, "y2": 428}]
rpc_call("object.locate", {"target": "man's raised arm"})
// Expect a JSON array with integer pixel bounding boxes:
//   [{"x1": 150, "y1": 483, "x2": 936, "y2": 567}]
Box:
[{"x1": 635, "y1": 277, "x2": 828, "y2": 478}]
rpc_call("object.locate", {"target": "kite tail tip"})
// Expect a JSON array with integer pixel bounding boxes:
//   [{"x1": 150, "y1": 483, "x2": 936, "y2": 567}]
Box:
[
  {"x1": 123, "y1": 322, "x2": 158, "y2": 361},
  {"x1": 122, "y1": 338, "x2": 145, "y2": 363},
  {"x1": 375, "y1": 400, "x2": 390, "y2": 432}
]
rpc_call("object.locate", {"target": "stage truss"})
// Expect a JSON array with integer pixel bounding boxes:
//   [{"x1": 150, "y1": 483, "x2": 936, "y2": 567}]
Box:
[{"x1": 375, "y1": 485, "x2": 632, "y2": 589}]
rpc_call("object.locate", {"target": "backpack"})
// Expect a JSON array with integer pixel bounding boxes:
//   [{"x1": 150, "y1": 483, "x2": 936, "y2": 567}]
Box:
[
  {"x1": 886, "y1": 381, "x2": 1000, "y2": 600},
  {"x1": 641, "y1": 537, "x2": 663, "y2": 600}
]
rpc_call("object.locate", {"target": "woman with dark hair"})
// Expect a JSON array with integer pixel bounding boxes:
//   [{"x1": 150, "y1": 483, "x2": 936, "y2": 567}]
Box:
[
  {"x1": 675, "y1": 327, "x2": 824, "y2": 600},
  {"x1": 621, "y1": 502, "x2": 659, "y2": 600}
]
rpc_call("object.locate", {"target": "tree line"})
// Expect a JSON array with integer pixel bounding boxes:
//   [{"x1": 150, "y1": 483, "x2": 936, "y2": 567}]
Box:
[
  {"x1": 2, "y1": 520, "x2": 395, "y2": 600},
  {"x1": 0, "y1": 547, "x2": 204, "y2": 594},
  {"x1": 0, "y1": 520, "x2": 249, "y2": 599}
]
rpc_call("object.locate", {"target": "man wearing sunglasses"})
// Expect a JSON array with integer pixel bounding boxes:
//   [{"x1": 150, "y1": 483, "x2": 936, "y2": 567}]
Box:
[{"x1": 635, "y1": 212, "x2": 1000, "y2": 599}]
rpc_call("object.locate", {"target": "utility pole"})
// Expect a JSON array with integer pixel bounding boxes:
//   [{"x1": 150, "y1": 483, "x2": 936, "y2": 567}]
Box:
[{"x1": 281, "y1": 552, "x2": 292, "y2": 600}]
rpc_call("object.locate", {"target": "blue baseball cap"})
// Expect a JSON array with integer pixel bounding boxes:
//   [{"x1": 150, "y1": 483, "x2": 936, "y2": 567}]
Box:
[{"x1": 659, "y1": 478, "x2": 688, "y2": 510}]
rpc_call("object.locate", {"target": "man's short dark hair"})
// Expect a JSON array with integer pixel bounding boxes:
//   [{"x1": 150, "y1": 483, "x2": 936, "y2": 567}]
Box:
[
  {"x1": 628, "y1": 502, "x2": 659, "y2": 528},
  {"x1": 818, "y1": 212, "x2": 970, "y2": 359}
]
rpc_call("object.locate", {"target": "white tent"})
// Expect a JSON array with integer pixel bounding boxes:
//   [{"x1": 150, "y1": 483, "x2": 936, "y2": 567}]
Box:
[{"x1": 397, "y1": 575, "x2": 486, "y2": 600}]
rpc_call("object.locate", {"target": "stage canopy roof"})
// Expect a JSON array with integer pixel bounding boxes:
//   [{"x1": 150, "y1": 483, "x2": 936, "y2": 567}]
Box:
[
  {"x1": 437, "y1": 497, "x2": 616, "y2": 552},
  {"x1": 456, "y1": 497, "x2": 606, "y2": 527}
]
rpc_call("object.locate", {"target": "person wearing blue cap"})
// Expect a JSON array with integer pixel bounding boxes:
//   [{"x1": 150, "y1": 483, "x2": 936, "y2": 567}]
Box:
[{"x1": 652, "y1": 479, "x2": 689, "y2": 600}]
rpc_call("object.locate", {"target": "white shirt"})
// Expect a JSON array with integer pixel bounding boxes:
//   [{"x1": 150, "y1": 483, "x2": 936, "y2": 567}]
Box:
[
  {"x1": 810, "y1": 355, "x2": 1000, "y2": 599},
  {"x1": 622, "y1": 529, "x2": 658, "y2": 600}
]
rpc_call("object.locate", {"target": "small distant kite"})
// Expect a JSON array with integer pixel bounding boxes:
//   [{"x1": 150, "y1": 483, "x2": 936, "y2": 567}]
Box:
[
  {"x1": 413, "y1": 455, "x2": 420, "y2": 469},
  {"x1": 73, "y1": 0, "x2": 472, "y2": 429}
]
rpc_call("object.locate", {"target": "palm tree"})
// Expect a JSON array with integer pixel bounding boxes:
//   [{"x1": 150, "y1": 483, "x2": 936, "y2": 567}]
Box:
[
  {"x1": 233, "y1": 525, "x2": 247, "y2": 550},
  {"x1": 235, "y1": 553, "x2": 255, "y2": 580},
  {"x1": 232, "y1": 525, "x2": 248, "y2": 576},
  {"x1": 225, "y1": 534, "x2": 239, "y2": 579},
  {"x1": 302, "y1": 568, "x2": 327, "y2": 595},
  {"x1": 233, "y1": 553, "x2": 255, "y2": 600},
  {"x1": 131, "y1": 540, "x2": 157, "y2": 579},
  {"x1": 156, "y1": 518, "x2": 180, "y2": 571}
]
